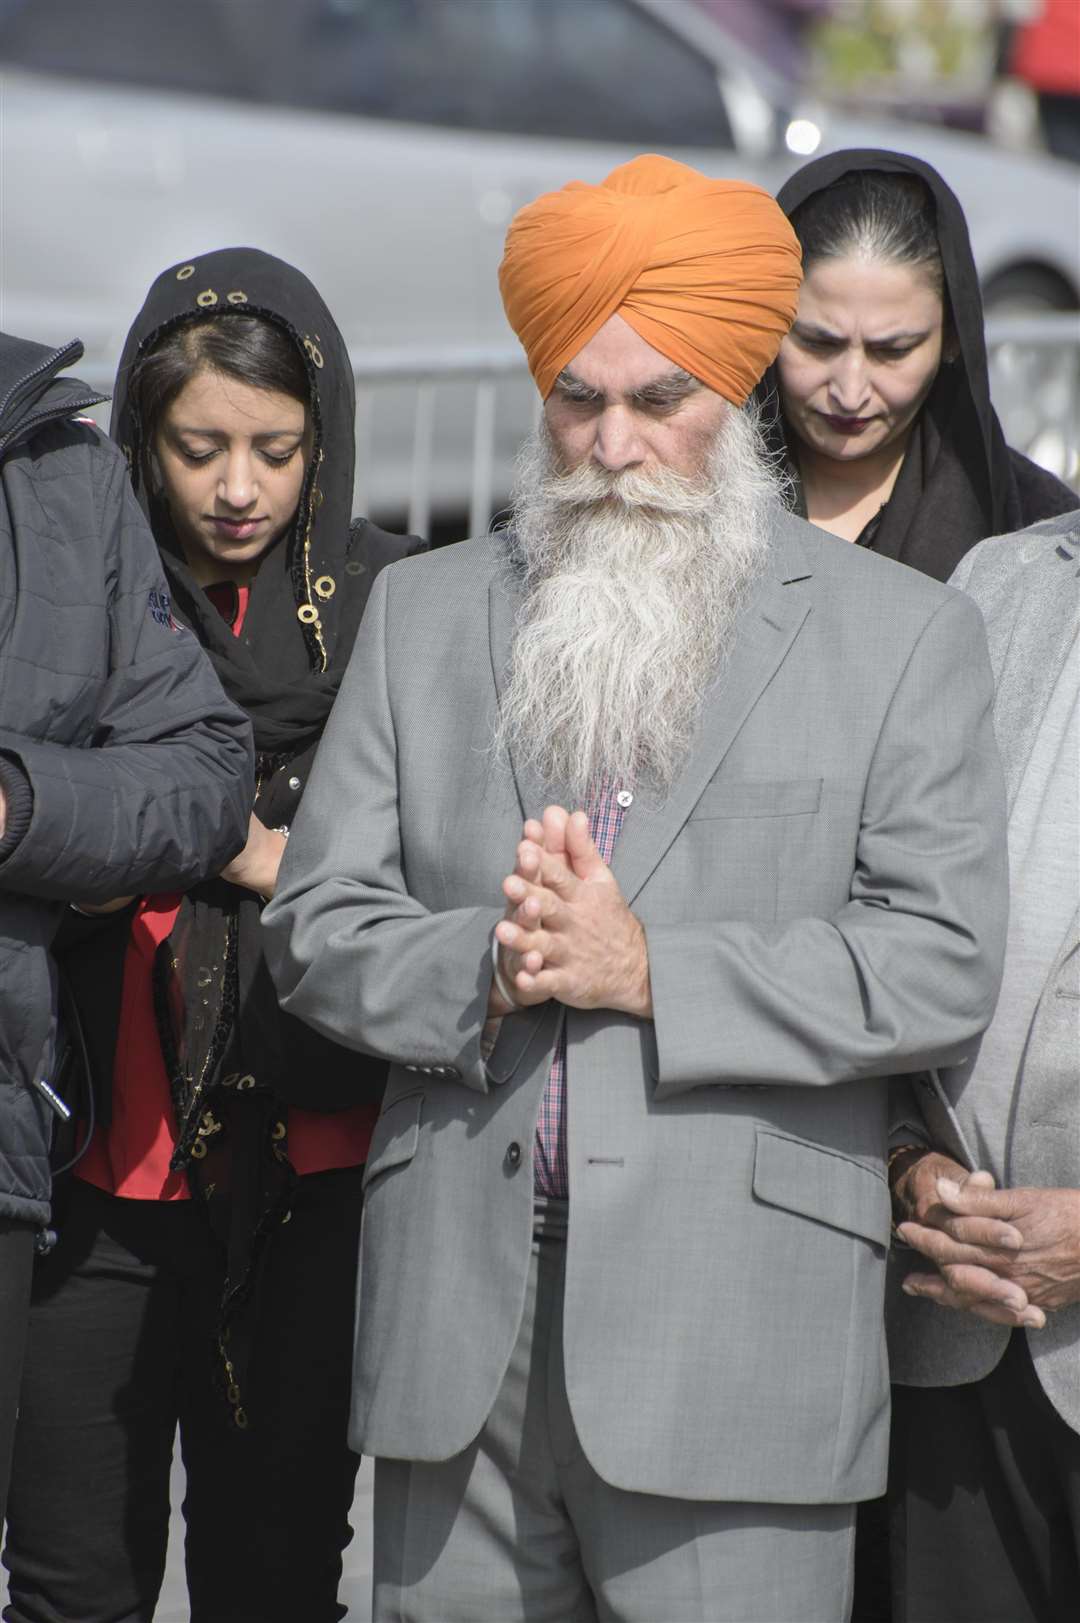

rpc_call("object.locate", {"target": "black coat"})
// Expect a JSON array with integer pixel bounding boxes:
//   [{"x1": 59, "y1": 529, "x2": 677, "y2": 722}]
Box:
[{"x1": 0, "y1": 335, "x2": 254, "y2": 1226}]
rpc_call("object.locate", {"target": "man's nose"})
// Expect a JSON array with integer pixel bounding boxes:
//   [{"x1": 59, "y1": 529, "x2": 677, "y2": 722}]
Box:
[
  {"x1": 219, "y1": 450, "x2": 257, "y2": 509},
  {"x1": 827, "y1": 349, "x2": 872, "y2": 414},
  {"x1": 592, "y1": 407, "x2": 646, "y2": 474}
]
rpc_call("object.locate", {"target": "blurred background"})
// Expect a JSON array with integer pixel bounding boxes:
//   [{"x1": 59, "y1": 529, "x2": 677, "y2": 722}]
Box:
[{"x1": 1, "y1": 0, "x2": 1077, "y2": 542}]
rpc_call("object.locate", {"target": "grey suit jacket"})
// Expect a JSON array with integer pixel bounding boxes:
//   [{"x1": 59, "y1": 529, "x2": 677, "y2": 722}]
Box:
[
  {"x1": 263, "y1": 510, "x2": 1008, "y2": 1505},
  {"x1": 888, "y1": 513, "x2": 1080, "y2": 1434}
]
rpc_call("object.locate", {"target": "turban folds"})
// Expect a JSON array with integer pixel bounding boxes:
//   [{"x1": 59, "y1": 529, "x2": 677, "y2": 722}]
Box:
[{"x1": 499, "y1": 154, "x2": 803, "y2": 406}]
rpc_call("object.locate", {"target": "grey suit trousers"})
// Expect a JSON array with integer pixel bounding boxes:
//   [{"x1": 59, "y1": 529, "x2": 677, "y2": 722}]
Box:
[{"x1": 373, "y1": 1206, "x2": 855, "y2": 1623}]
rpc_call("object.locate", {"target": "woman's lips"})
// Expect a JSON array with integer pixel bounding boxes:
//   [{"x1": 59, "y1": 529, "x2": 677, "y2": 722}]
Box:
[
  {"x1": 821, "y1": 413, "x2": 874, "y2": 435},
  {"x1": 208, "y1": 516, "x2": 264, "y2": 540}
]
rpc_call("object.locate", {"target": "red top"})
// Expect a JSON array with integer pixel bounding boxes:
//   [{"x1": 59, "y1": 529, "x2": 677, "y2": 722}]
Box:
[
  {"x1": 1010, "y1": 0, "x2": 1080, "y2": 97},
  {"x1": 77, "y1": 584, "x2": 376, "y2": 1200}
]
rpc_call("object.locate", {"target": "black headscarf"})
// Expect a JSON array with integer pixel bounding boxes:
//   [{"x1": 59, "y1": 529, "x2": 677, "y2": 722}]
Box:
[
  {"x1": 757, "y1": 149, "x2": 1077, "y2": 581},
  {"x1": 111, "y1": 250, "x2": 423, "y2": 1425},
  {"x1": 112, "y1": 246, "x2": 365, "y2": 752}
]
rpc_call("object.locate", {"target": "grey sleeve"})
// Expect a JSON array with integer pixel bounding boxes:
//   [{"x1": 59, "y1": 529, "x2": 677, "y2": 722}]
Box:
[
  {"x1": 646, "y1": 592, "x2": 1009, "y2": 1095},
  {"x1": 0, "y1": 439, "x2": 254, "y2": 901},
  {"x1": 262, "y1": 567, "x2": 500, "y2": 1092}
]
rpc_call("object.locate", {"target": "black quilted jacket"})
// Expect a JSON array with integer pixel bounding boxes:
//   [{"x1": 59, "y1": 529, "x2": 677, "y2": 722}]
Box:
[{"x1": 0, "y1": 334, "x2": 254, "y2": 1227}]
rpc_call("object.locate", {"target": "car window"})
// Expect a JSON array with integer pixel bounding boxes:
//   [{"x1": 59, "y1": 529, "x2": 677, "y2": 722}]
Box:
[{"x1": 0, "y1": 0, "x2": 734, "y2": 148}]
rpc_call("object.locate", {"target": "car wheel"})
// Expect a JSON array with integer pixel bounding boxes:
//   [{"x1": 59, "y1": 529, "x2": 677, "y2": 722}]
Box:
[
  {"x1": 983, "y1": 267, "x2": 1079, "y2": 487},
  {"x1": 982, "y1": 264, "x2": 1076, "y2": 317}
]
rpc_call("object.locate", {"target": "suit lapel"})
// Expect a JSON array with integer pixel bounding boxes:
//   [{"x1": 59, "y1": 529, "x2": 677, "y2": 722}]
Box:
[
  {"x1": 488, "y1": 568, "x2": 570, "y2": 822},
  {"x1": 488, "y1": 516, "x2": 815, "y2": 901},
  {"x1": 613, "y1": 543, "x2": 813, "y2": 906}
]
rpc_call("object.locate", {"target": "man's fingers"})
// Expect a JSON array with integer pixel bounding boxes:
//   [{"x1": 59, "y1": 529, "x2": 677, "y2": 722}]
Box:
[
  {"x1": 495, "y1": 916, "x2": 560, "y2": 966},
  {"x1": 936, "y1": 1262, "x2": 1030, "y2": 1312},
  {"x1": 501, "y1": 874, "x2": 561, "y2": 924},
  {"x1": 541, "y1": 805, "x2": 570, "y2": 858},
  {"x1": 511, "y1": 965, "x2": 566, "y2": 1004},
  {"x1": 896, "y1": 1222, "x2": 1014, "y2": 1274},
  {"x1": 535, "y1": 846, "x2": 579, "y2": 895},
  {"x1": 964, "y1": 1169, "x2": 997, "y2": 1190},
  {"x1": 902, "y1": 1266, "x2": 1043, "y2": 1327},
  {"x1": 936, "y1": 1215, "x2": 1024, "y2": 1251},
  {"x1": 970, "y1": 1300, "x2": 1047, "y2": 1330},
  {"x1": 513, "y1": 839, "x2": 544, "y2": 885},
  {"x1": 936, "y1": 1177, "x2": 1020, "y2": 1220},
  {"x1": 565, "y1": 809, "x2": 606, "y2": 878},
  {"x1": 513, "y1": 891, "x2": 556, "y2": 928}
]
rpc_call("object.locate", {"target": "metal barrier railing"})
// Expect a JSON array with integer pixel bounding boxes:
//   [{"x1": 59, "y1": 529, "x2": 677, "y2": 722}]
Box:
[
  {"x1": 75, "y1": 312, "x2": 1080, "y2": 540},
  {"x1": 348, "y1": 344, "x2": 533, "y2": 539}
]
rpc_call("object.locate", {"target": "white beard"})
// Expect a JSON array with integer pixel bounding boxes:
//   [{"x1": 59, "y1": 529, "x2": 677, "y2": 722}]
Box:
[{"x1": 497, "y1": 404, "x2": 786, "y2": 805}]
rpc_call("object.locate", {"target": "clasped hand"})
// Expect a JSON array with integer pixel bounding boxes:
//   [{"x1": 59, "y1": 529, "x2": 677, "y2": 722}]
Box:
[
  {"x1": 894, "y1": 1151, "x2": 1080, "y2": 1329},
  {"x1": 489, "y1": 805, "x2": 651, "y2": 1019}
]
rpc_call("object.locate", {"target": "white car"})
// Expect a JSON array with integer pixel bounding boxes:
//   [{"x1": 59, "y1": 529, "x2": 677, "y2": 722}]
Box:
[{"x1": 3, "y1": 0, "x2": 1076, "y2": 519}]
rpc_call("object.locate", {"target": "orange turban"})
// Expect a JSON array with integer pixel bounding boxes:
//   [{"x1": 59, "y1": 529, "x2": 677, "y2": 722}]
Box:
[{"x1": 499, "y1": 154, "x2": 802, "y2": 406}]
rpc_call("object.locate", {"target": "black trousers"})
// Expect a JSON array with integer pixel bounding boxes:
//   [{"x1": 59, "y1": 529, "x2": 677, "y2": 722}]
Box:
[
  {"x1": 2, "y1": 1170, "x2": 363, "y2": 1623},
  {"x1": 0, "y1": 1219, "x2": 35, "y2": 1530},
  {"x1": 890, "y1": 1332, "x2": 1080, "y2": 1623}
]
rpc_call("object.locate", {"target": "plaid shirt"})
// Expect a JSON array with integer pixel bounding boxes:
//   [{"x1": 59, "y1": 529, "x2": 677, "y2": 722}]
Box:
[{"x1": 533, "y1": 785, "x2": 629, "y2": 1197}]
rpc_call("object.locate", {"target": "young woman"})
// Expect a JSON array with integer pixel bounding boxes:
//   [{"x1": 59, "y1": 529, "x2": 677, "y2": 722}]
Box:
[
  {"x1": 3, "y1": 249, "x2": 423, "y2": 1623},
  {"x1": 759, "y1": 148, "x2": 1077, "y2": 579}
]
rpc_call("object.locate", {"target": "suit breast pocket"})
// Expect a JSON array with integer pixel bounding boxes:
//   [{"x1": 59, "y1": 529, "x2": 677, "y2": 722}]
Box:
[
  {"x1": 663, "y1": 777, "x2": 825, "y2": 926},
  {"x1": 688, "y1": 776, "x2": 823, "y2": 821}
]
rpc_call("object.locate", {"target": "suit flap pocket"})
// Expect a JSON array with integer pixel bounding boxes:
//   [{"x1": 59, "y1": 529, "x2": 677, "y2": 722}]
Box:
[
  {"x1": 690, "y1": 777, "x2": 822, "y2": 820},
  {"x1": 752, "y1": 1128, "x2": 889, "y2": 1248},
  {"x1": 362, "y1": 1090, "x2": 422, "y2": 1190}
]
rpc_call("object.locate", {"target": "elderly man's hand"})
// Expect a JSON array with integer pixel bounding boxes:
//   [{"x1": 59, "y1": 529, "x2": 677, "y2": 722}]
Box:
[
  {"x1": 899, "y1": 1182, "x2": 1080, "y2": 1318},
  {"x1": 892, "y1": 1151, "x2": 1043, "y2": 1329},
  {"x1": 486, "y1": 807, "x2": 570, "y2": 1020},
  {"x1": 494, "y1": 805, "x2": 652, "y2": 1017}
]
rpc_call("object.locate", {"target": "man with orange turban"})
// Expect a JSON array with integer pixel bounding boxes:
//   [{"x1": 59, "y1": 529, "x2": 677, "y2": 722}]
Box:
[{"x1": 264, "y1": 155, "x2": 1008, "y2": 1622}]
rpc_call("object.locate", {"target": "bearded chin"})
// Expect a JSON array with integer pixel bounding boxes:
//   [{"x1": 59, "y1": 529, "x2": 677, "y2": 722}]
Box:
[{"x1": 496, "y1": 405, "x2": 784, "y2": 805}]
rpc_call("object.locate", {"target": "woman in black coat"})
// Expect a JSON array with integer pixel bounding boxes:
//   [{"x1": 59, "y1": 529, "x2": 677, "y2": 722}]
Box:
[{"x1": 4, "y1": 250, "x2": 423, "y2": 1623}]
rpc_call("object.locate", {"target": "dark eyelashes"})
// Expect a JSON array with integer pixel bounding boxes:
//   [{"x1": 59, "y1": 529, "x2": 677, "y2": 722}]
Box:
[{"x1": 177, "y1": 446, "x2": 301, "y2": 466}]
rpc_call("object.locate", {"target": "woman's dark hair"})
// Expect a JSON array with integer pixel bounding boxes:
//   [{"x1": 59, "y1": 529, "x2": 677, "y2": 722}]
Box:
[
  {"x1": 128, "y1": 312, "x2": 311, "y2": 452},
  {"x1": 789, "y1": 171, "x2": 945, "y2": 299}
]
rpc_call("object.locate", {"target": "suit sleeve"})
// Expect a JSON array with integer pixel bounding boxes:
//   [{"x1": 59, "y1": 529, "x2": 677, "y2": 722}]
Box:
[
  {"x1": 646, "y1": 591, "x2": 1009, "y2": 1095},
  {"x1": 262, "y1": 566, "x2": 501, "y2": 1093},
  {"x1": 0, "y1": 435, "x2": 253, "y2": 901}
]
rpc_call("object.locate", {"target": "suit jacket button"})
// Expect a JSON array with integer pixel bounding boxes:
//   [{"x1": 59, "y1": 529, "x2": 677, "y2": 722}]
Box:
[{"x1": 505, "y1": 1141, "x2": 522, "y2": 1169}]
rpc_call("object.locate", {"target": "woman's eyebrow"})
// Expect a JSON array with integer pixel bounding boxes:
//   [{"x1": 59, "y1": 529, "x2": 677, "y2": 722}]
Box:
[
  {"x1": 792, "y1": 321, "x2": 932, "y2": 347},
  {"x1": 171, "y1": 425, "x2": 304, "y2": 439},
  {"x1": 791, "y1": 321, "x2": 843, "y2": 342}
]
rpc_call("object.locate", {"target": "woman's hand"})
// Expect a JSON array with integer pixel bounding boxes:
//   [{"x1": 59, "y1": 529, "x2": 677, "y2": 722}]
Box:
[{"x1": 220, "y1": 813, "x2": 287, "y2": 900}]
